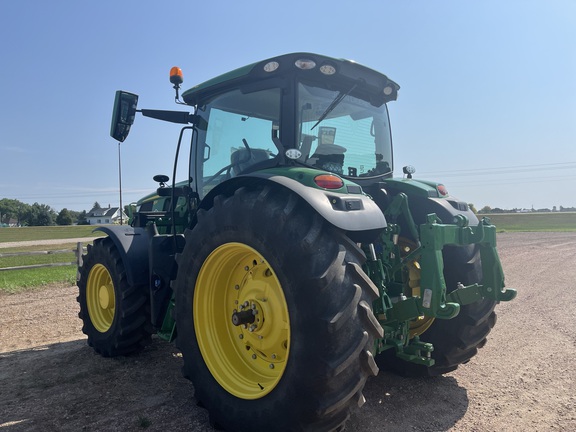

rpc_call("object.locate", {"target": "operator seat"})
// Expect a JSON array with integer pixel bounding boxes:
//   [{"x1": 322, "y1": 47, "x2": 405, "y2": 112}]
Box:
[
  {"x1": 308, "y1": 144, "x2": 347, "y2": 175},
  {"x1": 230, "y1": 148, "x2": 271, "y2": 176}
]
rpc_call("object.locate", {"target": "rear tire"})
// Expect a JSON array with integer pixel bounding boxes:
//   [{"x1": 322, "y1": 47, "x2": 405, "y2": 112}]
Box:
[
  {"x1": 174, "y1": 185, "x2": 383, "y2": 432},
  {"x1": 380, "y1": 244, "x2": 497, "y2": 377},
  {"x1": 77, "y1": 237, "x2": 152, "y2": 357}
]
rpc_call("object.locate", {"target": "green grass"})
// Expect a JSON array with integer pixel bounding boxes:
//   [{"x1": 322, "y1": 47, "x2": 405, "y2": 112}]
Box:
[
  {"x1": 479, "y1": 212, "x2": 576, "y2": 232},
  {"x1": 0, "y1": 225, "x2": 104, "y2": 243},
  {"x1": 0, "y1": 251, "x2": 76, "y2": 268},
  {"x1": 0, "y1": 241, "x2": 89, "y2": 294},
  {"x1": 0, "y1": 265, "x2": 76, "y2": 293}
]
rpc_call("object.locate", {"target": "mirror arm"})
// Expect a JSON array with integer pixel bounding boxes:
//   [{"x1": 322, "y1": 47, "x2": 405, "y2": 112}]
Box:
[{"x1": 139, "y1": 109, "x2": 194, "y2": 124}]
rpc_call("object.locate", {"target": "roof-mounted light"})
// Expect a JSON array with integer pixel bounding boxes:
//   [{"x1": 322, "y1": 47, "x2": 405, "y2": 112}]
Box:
[
  {"x1": 403, "y1": 165, "x2": 415, "y2": 179},
  {"x1": 319, "y1": 64, "x2": 336, "y2": 75},
  {"x1": 170, "y1": 67, "x2": 183, "y2": 85},
  {"x1": 170, "y1": 66, "x2": 185, "y2": 104},
  {"x1": 295, "y1": 59, "x2": 316, "y2": 70},
  {"x1": 263, "y1": 61, "x2": 279, "y2": 72},
  {"x1": 383, "y1": 85, "x2": 394, "y2": 96}
]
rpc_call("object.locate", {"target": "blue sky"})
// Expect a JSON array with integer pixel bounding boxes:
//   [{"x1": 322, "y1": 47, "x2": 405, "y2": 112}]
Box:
[{"x1": 1, "y1": 0, "x2": 574, "y2": 212}]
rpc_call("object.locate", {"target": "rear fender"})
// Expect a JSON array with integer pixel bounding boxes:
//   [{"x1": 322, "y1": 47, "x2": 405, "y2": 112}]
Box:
[
  {"x1": 200, "y1": 175, "x2": 386, "y2": 237},
  {"x1": 377, "y1": 178, "x2": 478, "y2": 226},
  {"x1": 92, "y1": 225, "x2": 149, "y2": 287}
]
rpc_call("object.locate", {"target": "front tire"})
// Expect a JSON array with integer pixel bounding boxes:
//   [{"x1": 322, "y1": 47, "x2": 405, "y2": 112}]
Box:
[
  {"x1": 174, "y1": 186, "x2": 383, "y2": 432},
  {"x1": 77, "y1": 237, "x2": 152, "y2": 357}
]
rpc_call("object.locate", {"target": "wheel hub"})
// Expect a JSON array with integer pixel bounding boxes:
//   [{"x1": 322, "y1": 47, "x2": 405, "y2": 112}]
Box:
[
  {"x1": 231, "y1": 307, "x2": 256, "y2": 326},
  {"x1": 86, "y1": 263, "x2": 116, "y2": 333},
  {"x1": 194, "y1": 243, "x2": 290, "y2": 399},
  {"x1": 99, "y1": 284, "x2": 112, "y2": 309}
]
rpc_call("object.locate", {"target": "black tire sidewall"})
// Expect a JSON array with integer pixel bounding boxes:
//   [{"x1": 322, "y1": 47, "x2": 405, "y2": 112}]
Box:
[
  {"x1": 77, "y1": 238, "x2": 151, "y2": 356},
  {"x1": 78, "y1": 239, "x2": 123, "y2": 346},
  {"x1": 175, "y1": 187, "x2": 372, "y2": 431}
]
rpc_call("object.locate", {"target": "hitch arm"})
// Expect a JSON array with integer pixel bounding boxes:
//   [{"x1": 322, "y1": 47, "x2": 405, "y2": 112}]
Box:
[{"x1": 420, "y1": 215, "x2": 517, "y2": 314}]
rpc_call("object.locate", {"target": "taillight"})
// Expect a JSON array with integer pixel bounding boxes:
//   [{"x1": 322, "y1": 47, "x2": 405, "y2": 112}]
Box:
[
  {"x1": 314, "y1": 174, "x2": 344, "y2": 189},
  {"x1": 437, "y1": 184, "x2": 448, "y2": 196}
]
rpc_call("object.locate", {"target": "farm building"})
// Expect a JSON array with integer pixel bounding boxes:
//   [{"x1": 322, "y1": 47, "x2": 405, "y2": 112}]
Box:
[{"x1": 86, "y1": 205, "x2": 127, "y2": 225}]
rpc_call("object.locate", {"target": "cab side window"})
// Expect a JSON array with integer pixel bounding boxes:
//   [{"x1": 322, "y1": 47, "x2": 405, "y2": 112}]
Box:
[{"x1": 197, "y1": 88, "x2": 281, "y2": 197}]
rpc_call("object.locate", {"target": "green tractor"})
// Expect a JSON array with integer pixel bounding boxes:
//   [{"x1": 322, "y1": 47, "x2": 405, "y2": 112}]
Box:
[{"x1": 77, "y1": 53, "x2": 516, "y2": 431}]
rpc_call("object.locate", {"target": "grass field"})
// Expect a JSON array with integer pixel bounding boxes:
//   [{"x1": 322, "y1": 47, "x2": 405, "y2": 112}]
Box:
[
  {"x1": 479, "y1": 212, "x2": 576, "y2": 232},
  {"x1": 0, "y1": 242, "x2": 82, "y2": 293},
  {"x1": 0, "y1": 225, "x2": 103, "y2": 243},
  {"x1": 0, "y1": 265, "x2": 77, "y2": 293},
  {"x1": 0, "y1": 226, "x2": 101, "y2": 293}
]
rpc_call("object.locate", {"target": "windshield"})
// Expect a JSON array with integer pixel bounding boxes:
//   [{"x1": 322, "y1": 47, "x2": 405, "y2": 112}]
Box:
[{"x1": 297, "y1": 82, "x2": 392, "y2": 178}]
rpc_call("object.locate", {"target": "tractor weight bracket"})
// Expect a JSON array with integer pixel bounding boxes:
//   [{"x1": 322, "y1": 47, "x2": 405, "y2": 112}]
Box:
[{"x1": 419, "y1": 216, "x2": 516, "y2": 310}]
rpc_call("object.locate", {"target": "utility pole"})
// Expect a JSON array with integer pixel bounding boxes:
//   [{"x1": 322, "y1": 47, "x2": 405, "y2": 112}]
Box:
[{"x1": 118, "y1": 141, "x2": 123, "y2": 225}]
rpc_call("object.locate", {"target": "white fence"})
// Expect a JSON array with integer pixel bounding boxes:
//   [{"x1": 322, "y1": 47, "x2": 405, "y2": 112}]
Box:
[{"x1": 0, "y1": 243, "x2": 85, "y2": 272}]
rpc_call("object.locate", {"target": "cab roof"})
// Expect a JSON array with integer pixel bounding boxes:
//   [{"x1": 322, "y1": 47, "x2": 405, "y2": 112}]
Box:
[{"x1": 181, "y1": 52, "x2": 400, "y2": 107}]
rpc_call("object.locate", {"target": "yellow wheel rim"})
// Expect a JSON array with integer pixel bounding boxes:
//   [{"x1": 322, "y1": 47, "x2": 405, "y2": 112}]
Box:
[
  {"x1": 399, "y1": 239, "x2": 435, "y2": 338},
  {"x1": 86, "y1": 263, "x2": 116, "y2": 333},
  {"x1": 194, "y1": 243, "x2": 290, "y2": 400}
]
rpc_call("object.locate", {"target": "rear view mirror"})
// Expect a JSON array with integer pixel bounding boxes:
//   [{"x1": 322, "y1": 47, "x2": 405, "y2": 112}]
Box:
[{"x1": 110, "y1": 91, "x2": 139, "y2": 142}]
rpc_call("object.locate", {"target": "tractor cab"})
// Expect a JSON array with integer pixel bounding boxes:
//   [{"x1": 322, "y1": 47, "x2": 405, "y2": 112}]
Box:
[
  {"x1": 181, "y1": 53, "x2": 399, "y2": 199},
  {"x1": 115, "y1": 53, "x2": 400, "y2": 233}
]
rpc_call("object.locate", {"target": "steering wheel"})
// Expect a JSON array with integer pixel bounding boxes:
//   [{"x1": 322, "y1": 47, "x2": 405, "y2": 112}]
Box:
[{"x1": 203, "y1": 139, "x2": 253, "y2": 187}]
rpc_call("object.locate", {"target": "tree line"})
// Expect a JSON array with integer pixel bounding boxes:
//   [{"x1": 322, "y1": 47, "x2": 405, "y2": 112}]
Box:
[
  {"x1": 478, "y1": 205, "x2": 576, "y2": 214},
  {"x1": 0, "y1": 198, "x2": 90, "y2": 227}
]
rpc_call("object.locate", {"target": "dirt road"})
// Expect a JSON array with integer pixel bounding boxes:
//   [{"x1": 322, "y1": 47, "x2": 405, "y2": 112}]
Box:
[
  {"x1": 1, "y1": 232, "x2": 575, "y2": 431},
  {"x1": 0, "y1": 238, "x2": 99, "y2": 249}
]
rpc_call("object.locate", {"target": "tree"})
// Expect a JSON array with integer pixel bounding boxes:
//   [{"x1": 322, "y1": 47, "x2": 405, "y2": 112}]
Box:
[
  {"x1": 468, "y1": 203, "x2": 478, "y2": 214},
  {"x1": 0, "y1": 198, "x2": 19, "y2": 224},
  {"x1": 56, "y1": 208, "x2": 73, "y2": 225},
  {"x1": 68, "y1": 209, "x2": 80, "y2": 223},
  {"x1": 0, "y1": 198, "x2": 30, "y2": 226},
  {"x1": 22, "y1": 203, "x2": 55, "y2": 226},
  {"x1": 479, "y1": 205, "x2": 492, "y2": 214},
  {"x1": 93, "y1": 201, "x2": 101, "y2": 209},
  {"x1": 77, "y1": 210, "x2": 89, "y2": 225}
]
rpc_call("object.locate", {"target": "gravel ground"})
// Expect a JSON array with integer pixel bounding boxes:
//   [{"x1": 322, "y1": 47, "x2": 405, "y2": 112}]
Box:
[
  {"x1": 1, "y1": 232, "x2": 574, "y2": 431},
  {"x1": 0, "y1": 238, "x2": 99, "y2": 249}
]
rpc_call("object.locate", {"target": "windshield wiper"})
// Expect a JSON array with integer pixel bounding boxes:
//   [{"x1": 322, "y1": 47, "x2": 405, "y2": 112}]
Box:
[{"x1": 310, "y1": 82, "x2": 359, "y2": 130}]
